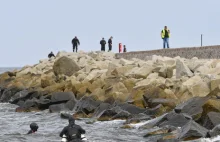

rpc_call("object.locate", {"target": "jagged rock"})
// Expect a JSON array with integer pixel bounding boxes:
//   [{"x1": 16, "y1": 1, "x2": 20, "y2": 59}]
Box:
[
  {"x1": 176, "y1": 59, "x2": 193, "y2": 79},
  {"x1": 125, "y1": 66, "x2": 154, "y2": 79},
  {"x1": 118, "y1": 103, "x2": 146, "y2": 114},
  {"x1": 181, "y1": 76, "x2": 210, "y2": 97},
  {"x1": 179, "y1": 120, "x2": 208, "y2": 141},
  {"x1": 175, "y1": 97, "x2": 209, "y2": 121},
  {"x1": 40, "y1": 74, "x2": 56, "y2": 88},
  {"x1": 207, "y1": 124, "x2": 220, "y2": 138},
  {"x1": 53, "y1": 56, "x2": 80, "y2": 76},
  {"x1": 210, "y1": 78, "x2": 220, "y2": 91},
  {"x1": 0, "y1": 87, "x2": 22, "y2": 102},
  {"x1": 83, "y1": 69, "x2": 107, "y2": 82},
  {"x1": 93, "y1": 103, "x2": 111, "y2": 118},
  {"x1": 9, "y1": 89, "x2": 30, "y2": 104},
  {"x1": 202, "y1": 112, "x2": 220, "y2": 130},
  {"x1": 74, "y1": 96, "x2": 101, "y2": 115}
]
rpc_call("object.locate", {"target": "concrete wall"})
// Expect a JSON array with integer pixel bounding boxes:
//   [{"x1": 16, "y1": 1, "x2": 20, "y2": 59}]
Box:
[{"x1": 115, "y1": 45, "x2": 220, "y2": 60}]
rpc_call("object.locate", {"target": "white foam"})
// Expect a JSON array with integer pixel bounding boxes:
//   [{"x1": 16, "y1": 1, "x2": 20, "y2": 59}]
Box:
[
  {"x1": 129, "y1": 113, "x2": 167, "y2": 129},
  {"x1": 197, "y1": 135, "x2": 220, "y2": 142}
]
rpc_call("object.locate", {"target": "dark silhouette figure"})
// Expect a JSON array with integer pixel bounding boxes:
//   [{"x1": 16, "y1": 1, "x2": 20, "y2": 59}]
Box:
[
  {"x1": 100, "y1": 38, "x2": 106, "y2": 51},
  {"x1": 60, "y1": 117, "x2": 85, "y2": 142},
  {"x1": 123, "y1": 45, "x2": 127, "y2": 53},
  {"x1": 27, "y1": 123, "x2": 38, "y2": 134},
  {"x1": 108, "y1": 36, "x2": 113, "y2": 52},
  {"x1": 48, "y1": 51, "x2": 55, "y2": 58},
  {"x1": 72, "y1": 36, "x2": 80, "y2": 52}
]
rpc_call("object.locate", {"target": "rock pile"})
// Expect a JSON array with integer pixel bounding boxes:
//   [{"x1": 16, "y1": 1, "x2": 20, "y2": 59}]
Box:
[{"x1": 1, "y1": 51, "x2": 220, "y2": 141}]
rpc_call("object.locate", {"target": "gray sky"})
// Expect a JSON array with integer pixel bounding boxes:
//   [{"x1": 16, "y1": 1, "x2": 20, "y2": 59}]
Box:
[{"x1": 0, "y1": 0, "x2": 219, "y2": 67}]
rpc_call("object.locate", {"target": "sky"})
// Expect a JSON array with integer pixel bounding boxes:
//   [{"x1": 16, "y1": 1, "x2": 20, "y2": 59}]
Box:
[{"x1": 0, "y1": 0, "x2": 220, "y2": 67}]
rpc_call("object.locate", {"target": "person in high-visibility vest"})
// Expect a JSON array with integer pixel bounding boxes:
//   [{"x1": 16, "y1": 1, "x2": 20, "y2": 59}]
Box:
[{"x1": 161, "y1": 26, "x2": 170, "y2": 49}]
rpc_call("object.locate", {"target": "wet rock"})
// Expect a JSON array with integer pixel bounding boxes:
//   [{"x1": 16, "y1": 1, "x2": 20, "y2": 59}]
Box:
[
  {"x1": 158, "y1": 112, "x2": 192, "y2": 128},
  {"x1": 179, "y1": 120, "x2": 208, "y2": 141},
  {"x1": 207, "y1": 124, "x2": 220, "y2": 138},
  {"x1": 60, "y1": 112, "x2": 73, "y2": 119},
  {"x1": 111, "y1": 110, "x2": 131, "y2": 120},
  {"x1": 202, "y1": 112, "x2": 220, "y2": 130},
  {"x1": 50, "y1": 92, "x2": 75, "y2": 103},
  {"x1": 125, "y1": 113, "x2": 151, "y2": 124},
  {"x1": 174, "y1": 97, "x2": 209, "y2": 121},
  {"x1": 93, "y1": 103, "x2": 111, "y2": 118},
  {"x1": 75, "y1": 96, "x2": 101, "y2": 115},
  {"x1": 65, "y1": 98, "x2": 78, "y2": 110},
  {"x1": 0, "y1": 87, "x2": 22, "y2": 102},
  {"x1": 97, "y1": 109, "x2": 118, "y2": 121},
  {"x1": 53, "y1": 56, "x2": 80, "y2": 76},
  {"x1": 9, "y1": 89, "x2": 30, "y2": 104},
  {"x1": 49, "y1": 103, "x2": 69, "y2": 113},
  {"x1": 118, "y1": 103, "x2": 146, "y2": 114}
]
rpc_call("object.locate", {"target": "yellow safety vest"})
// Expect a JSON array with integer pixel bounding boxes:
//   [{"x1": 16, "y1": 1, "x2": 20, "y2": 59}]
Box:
[{"x1": 161, "y1": 29, "x2": 170, "y2": 38}]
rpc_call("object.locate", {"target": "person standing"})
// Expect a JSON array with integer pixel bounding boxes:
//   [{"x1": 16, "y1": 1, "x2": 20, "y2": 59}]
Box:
[
  {"x1": 161, "y1": 26, "x2": 170, "y2": 49},
  {"x1": 123, "y1": 45, "x2": 127, "y2": 53},
  {"x1": 100, "y1": 38, "x2": 106, "y2": 51},
  {"x1": 72, "y1": 36, "x2": 80, "y2": 52},
  {"x1": 108, "y1": 36, "x2": 113, "y2": 52}
]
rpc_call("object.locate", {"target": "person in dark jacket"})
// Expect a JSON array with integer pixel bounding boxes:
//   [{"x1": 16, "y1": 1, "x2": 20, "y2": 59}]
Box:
[
  {"x1": 48, "y1": 51, "x2": 55, "y2": 58},
  {"x1": 100, "y1": 38, "x2": 106, "y2": 51},
  {"x1": 108, "y1": 36, "x2": 113, "y2": 52},
  {"x1": 123, "y1": 45, "x2": 127, "y2": 53},
  {"x1": 60, "y1": 117, "x2": 86, "y2": 142},
  {"x1": 27, "y1": 123, "x2": 38, "y2": 134},
  {"x1": 72, "y1": 36, "x2": 80, "y2": 52}
]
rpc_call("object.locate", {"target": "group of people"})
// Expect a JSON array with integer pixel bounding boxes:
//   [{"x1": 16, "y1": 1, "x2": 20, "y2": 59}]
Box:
[
  {"x1": 71, "y1": 36, "x2": 127, "y2": 53},
  {"x1": 28, "y1": 117, "x2": 86, "y2": 142},
  {"x1": 47, "y1": 26, "x2": 170, "y2": 58}
]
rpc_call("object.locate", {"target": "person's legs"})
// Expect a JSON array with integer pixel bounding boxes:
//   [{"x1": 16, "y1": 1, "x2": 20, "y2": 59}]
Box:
[
  {"x1": 163, "y1": 38, "x2": 166, "y2": 49},
  {"x1": 166, "y1": 38, "x2": 169, "y2": 48},
  {"x1": 108, "y1": 45, "x2": 112, "y2": 52},
  {"x1": 73, "y1": 45, "x2": 75, "y2": 52},
  {"x1": 76, "y1": 46, "x2": 78, "y2": 52}
]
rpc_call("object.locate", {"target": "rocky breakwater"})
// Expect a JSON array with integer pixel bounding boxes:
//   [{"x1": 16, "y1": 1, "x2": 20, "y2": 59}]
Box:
[{"x1": 1, "y1": 51, "x2": 220, "y2": 141}]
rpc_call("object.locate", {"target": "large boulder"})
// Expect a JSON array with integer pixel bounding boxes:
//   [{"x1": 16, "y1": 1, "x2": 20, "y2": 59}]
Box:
[
  {"x1": 53, "y1": 56, "x2": 80, "y2": 76},
  {"x1": 125, "y1": 66, "x2": 154, "y2": 79},
  {"x1": 0, "y1": 87, "x2": 22, "y2": 102},
  {"x1": 181, "y1": 76, "x2": 210, "y2": 98},
  {"x1": 83, "y1": 69, "x2": 107, "y2": 82},
  {"x1": 176, "y1": 59, "x2": 193, "y2": 79},
  {"x1": 178, "y1": 120, "x2": 208, "y2": 141},
  {"x1": 174, "y1": 97, "x2": 209, "y2": 121}
]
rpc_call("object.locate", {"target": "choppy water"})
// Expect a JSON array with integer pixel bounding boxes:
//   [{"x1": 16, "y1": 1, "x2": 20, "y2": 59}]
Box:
[
  {"x1": 0, "y1": 103, "x2": 148, "y2": 142},
  {"x1": 0, "y1": 68, "x2": 219, "y2": 142}
]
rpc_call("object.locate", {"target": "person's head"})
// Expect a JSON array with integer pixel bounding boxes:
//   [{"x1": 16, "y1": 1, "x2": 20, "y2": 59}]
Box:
[
  {"x1": 102, "y1": 38, "x2": 104, "y2": 40},
  {"x1": 164, "y1": 26, "x2": 167, "y2": 30},
  {"x1": 68, "y1": 117, "x2": 75, "y2": 126},
  {"x1": 30, "y1": 123, "x2": 38, "y2": 132},
  {"x1": 123, "y1": 45, "x2": 126, "y2": 48},
  {"x1": 110, "y1": 36, "x2": 113, "y2": 39},
  {"x1": 75, "y1": 36, "x2": 77, "y2": 39}
]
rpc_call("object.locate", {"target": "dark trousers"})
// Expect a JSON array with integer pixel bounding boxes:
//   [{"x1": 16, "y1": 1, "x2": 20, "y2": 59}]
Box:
[
  {"x1": 101, "y1": 46, "x2": 105, "y2": 51},
  {"x1": 73, "y1": 44, "x2": 78, "y2": 52},
  {"x1": 108, "y1": 44, "x2": 112, "y2": 51}
]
